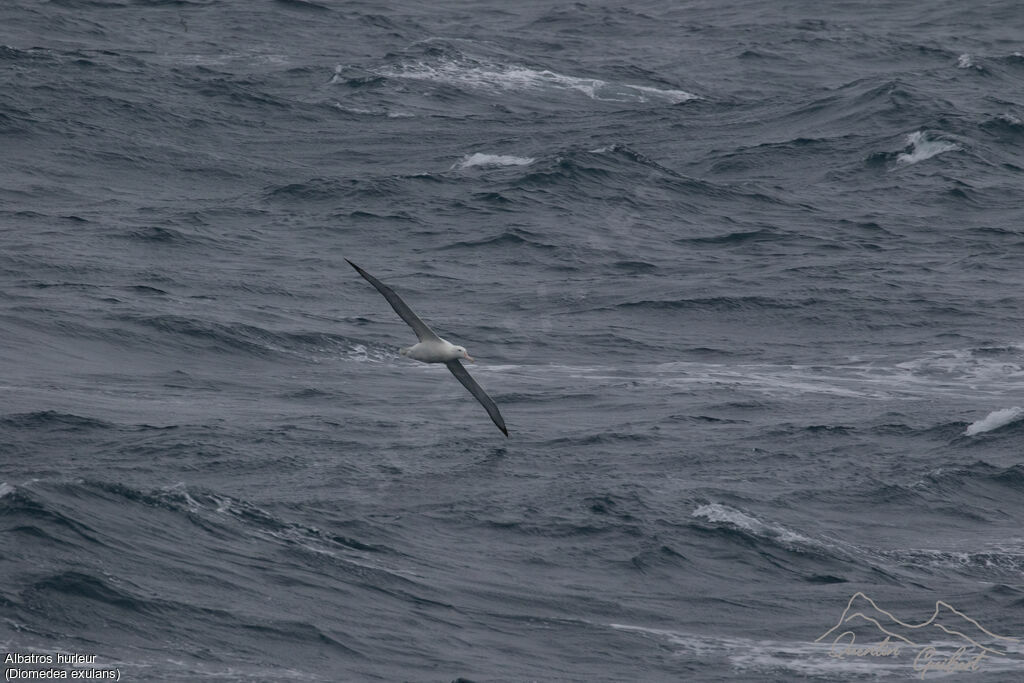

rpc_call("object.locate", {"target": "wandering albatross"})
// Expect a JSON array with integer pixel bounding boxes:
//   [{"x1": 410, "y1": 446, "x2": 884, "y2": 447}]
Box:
[{"x1": 346, "y1": 259, "x2": 509, "y2": 437}]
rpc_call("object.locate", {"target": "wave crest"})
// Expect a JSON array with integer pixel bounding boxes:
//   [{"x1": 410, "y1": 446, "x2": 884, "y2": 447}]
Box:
[
  {"x1": 896, "y1": 131, "x2": 960, "y2": 165},
  {"x1": 964, "y1": 407, "x2": 1024, "y2": 436},
  {"x1": 453, "y1": 153, "x2": 535, "y2": 170}
]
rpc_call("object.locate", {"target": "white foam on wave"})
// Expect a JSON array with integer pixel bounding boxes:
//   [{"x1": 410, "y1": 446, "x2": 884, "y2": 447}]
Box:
[
  {"x1": 0, "y1": 482, "x2": 14, "y2": 498},
  {"x1": 479, "y1": 344, "x2": 1023, "y2": 402},
  {"x1": 694, "y1": 501, "x2": 1024, "y2": 581},
  {"x1": 332, "y1": 103, "x2": 415, "y2": 119},
  {"x1": 896, "y1": 131, "x2": 960, "y2": 165},
  {"x1": 893, "y1": 347, "x2": 1024, "y2": 394},
  {"x1": 957, "y1": 53, "x2": 977, "y2": 69},
  {"x1": 647, "y1": 361, "x2": 899, "y2": 399},
  {"x1": 378, "y1": 59, "x2": 696, "y2": 104},
  {"x1": 693, "y1": 501, "x2": 1024, "y2": 588},
  {"x1": 453, "y1": 153, "x2": 535, "y2": 170},
  {"x1": 550, "y1": 347, "x2": 1023, "y2": 401},
  {"x1": 692, "y1": 503, "x2": 818, "y2": 547},
  {"x1": 345, "y1": 343, "x2": 394, "y2": 364},
  {"x1": 964, "y1": 406, "x2": 1024, "y2": 436},
  {"x1": 884, "y1": 544, "x2": 1024, "y2": 576},
  {"x1": 608, "y1": 623, "x2": 907, "y2": 677}
]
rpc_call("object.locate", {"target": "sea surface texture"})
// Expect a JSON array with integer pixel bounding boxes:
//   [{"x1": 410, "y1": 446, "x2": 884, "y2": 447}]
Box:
[{"x1": 2, "y1": 1, "x2": 1024, "y2": 681}]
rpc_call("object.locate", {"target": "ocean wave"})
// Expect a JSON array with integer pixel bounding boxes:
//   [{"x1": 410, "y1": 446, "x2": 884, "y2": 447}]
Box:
[
  {"x1": 364, "y1": 44, "x2": 696, "y2": 106},
  {"x1": 608, "y1": 623, "x2": 908, "y2": 678},
  {"x1": 131, "y1": 482, "x2": 387, "y2": 554},
  {"x1": 981, "y1": 112, "x2": 1024, "y2": 140},
  {"x1": 515, "y1": 347, "x2": 1023, "y2": 401},
  {"x1": 263, "y1": 173, "x2": 444, "y2": 203},
  {"x1": 379, "y1": 60, "x2": 695, "y2": 103},
  {"x1": 343, "y1": 342, "x2": 399, "y2": 363},
  {"x1": 0, "y1": 483, "x2": 102, "y2": 545},
  {"x1": 896, "y1": 130, "x2": 960, "y2": 165},
  {"x1": 691, "y1": 503, "x2": 824, "y2": 550},
  {"x1": 964, "y1": 407, "x2": 1024, "y2": 436},
  {"x1": 617, "y1": 295, "x2": 809, "y2": 312},
  {"x1": 452, "y1": 153, "x2": 535, "y2": 170},
  {"x1": 11, "y1": 479, "x2": 391, "y2": 563},
  {"x1": 121, "y1": 225, "x2": 209, "y2": 246},
  {"x1": 692, "y1": 500, "x2": 1024, "y2": 585},
  {"x1": 674, "y1": 228, "x2": 782, "y2": 246},
  {"x1": 611, "y1": 618, "x2": 1024, "y2": 678},
  {"x1": 918, "y1": 462, "x2": 1024, "y2": 493},
  {"x1": 957, "y1": 53, "x2": 980, "y2": 70},
  {"x1": 586, "y1": 143, "x2": 687, "y2": 178},
  {"x1": 883, "y1": 545, "x2": 1024, "y2": 577},
  {"x1": 1, "y1": 410, "x2": 113, "y2": 432},
  {"x1": 16, "y1": 565, "x2": 364, "y2": 665},
  {"x1": 433, "y1": 227, "x2": 557, "y2": 251},
  {"x1": 330, "y1": 101, "x2": 414, "y2": 118},
  {"x1": 115, "y1": 313, "x2": 368, "y2": 360},
  {"x1": 894, "y1": 345, "x2": 1024, "y2": 391},
  {"x1": 275, "y1": 0, "x2": 331, "y2": 11}
]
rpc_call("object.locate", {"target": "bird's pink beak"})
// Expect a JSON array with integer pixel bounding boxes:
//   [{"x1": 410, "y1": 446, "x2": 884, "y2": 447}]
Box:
[{"x1": 464, "y1": 352, "x2": 475, "y2": 363}]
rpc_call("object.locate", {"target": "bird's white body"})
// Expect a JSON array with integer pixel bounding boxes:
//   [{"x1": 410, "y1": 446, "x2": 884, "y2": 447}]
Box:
[
  {"x1": 401, "y1": 339, "x2": 471, "y2": 364},
  {"x1": 347, "y1": 258, "x2": 505, "y2": 436}
]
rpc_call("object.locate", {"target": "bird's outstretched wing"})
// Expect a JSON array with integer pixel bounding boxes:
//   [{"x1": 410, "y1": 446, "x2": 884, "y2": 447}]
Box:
[
  {"x1": 445, "y1": 359, "x2": 508, "y2": 437},
  {"x1": 346, "y1": 259, "x2": 441, "y2": 342}
]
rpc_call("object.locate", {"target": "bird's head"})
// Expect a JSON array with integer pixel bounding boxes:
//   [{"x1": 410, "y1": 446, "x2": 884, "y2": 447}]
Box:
[{"x1": 455, "y1": 346, "x2": 474, "y2": 363}]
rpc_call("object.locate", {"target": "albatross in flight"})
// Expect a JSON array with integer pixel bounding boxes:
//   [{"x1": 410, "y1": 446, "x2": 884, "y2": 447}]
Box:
[{"x1": 346, "y1": 259, "x2": 508, "y2": 437}]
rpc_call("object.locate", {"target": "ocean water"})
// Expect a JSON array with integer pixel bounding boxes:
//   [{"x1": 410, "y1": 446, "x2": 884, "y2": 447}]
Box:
[{"x1": 2, "y1": 0, "x2": 1024, "y2": 681}]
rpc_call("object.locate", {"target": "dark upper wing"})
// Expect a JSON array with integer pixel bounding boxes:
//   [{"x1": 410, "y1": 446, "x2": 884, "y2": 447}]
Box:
[
  {"x1": 445, "y1": 360, "x2": 508, "y2": 437},
  {"x1": 346, "y1": 259, "x2": 440, "y2": 342}
]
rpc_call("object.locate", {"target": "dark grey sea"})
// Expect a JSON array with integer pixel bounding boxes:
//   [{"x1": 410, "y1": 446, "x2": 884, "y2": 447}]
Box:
[{"x1": 2, "y1": 1, "x2": 1023, "y2": 680}]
